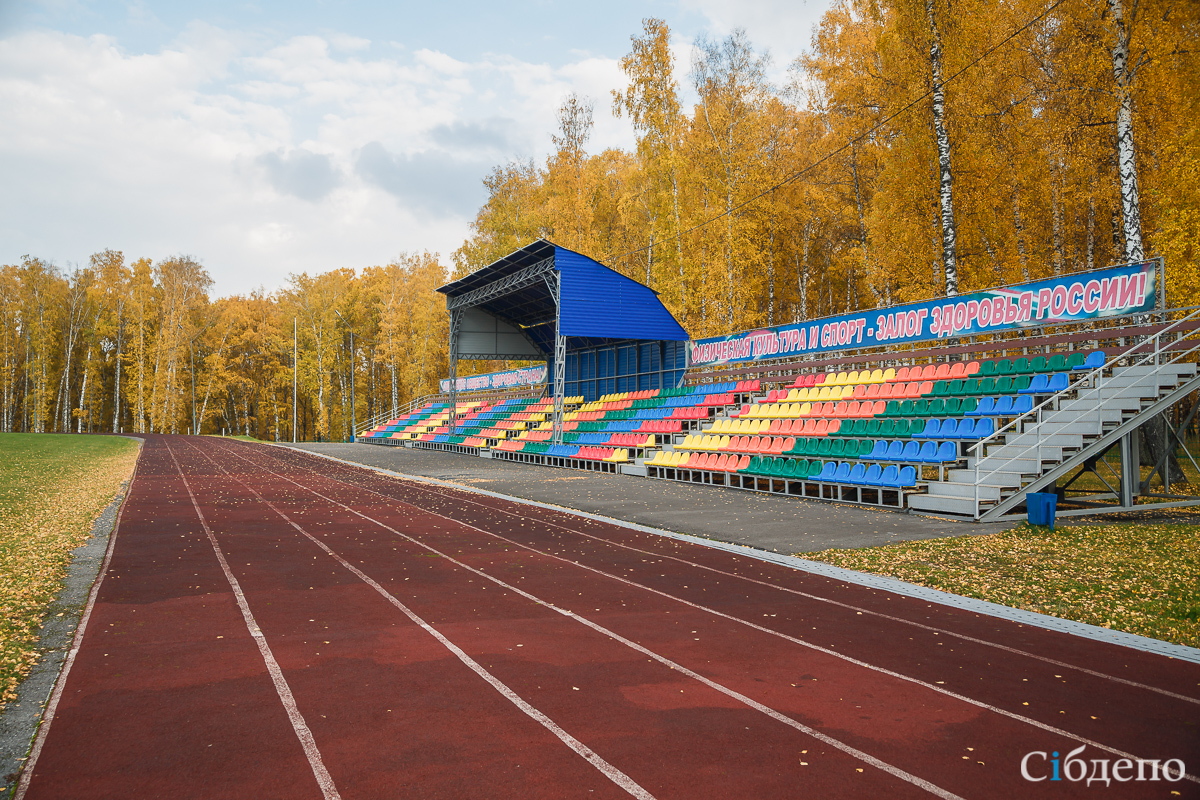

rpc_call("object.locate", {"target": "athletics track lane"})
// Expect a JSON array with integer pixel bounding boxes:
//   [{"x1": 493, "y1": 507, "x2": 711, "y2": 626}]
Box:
[{"x1": 16, "y1": 436, "x2": 1199, "y2": 799}]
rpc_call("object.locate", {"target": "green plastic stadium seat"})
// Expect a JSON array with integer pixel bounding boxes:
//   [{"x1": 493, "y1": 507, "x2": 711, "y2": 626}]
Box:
[
  {"x1": 816, "y1": 438, "x2": 833, "y2": 457},
  {"x1": 883, "y1": 400, "x2": 900, "y2": 417},
  {"x1": 944, "y1": 398, "x2": 963, "y2": 416},
  {"x1": 931, "y1": 380, "x2": 949, "y2": 397},
  {"x1": 978, "y1": 360, "x2": 998, "y2": 377},
  {"x1": 912, "y1": 399, "x2": 929, "y2": 416},
  {"x1": 960, "y1": 397, "x2": 979, "y2": 414},
  {"x1": 995, "y1": 359, "x2": 1015, "y2": 376},
  {"x1": 927, "y1": 398, "x2": 946, "y2": 416},
  {"x1": 1048, "y1": 353, "x2": 1067, "y2": 372},
  {"x1": 1030, "y1": 356, "x2": 1049, "y2": 373},
  {"x1": 977, "y1": 377, "x2": 996, "y2": 395},
  {"x1": 1013, "y1": 375, "x2": 1033, "y2": 392},
  {"x1": 865, "y1": 419, "x2": 882, "y2": 436},
  {"x1": 1065, "y1": 352, "x2": 1085, "y2": 370},
  {"x1": 1012, "y1": 357, "x2": 1031, "y2": 374}
]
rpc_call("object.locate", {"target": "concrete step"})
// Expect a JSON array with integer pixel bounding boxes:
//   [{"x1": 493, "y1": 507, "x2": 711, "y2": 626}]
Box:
[
  {"x1": 989, "y1": 443, "x2": 1065, "y2": 462},
  {"x1": 967, "y1": 455, "x2": 1041, "y2": 474},
  {"x1": 1004, "y1": 432, "x2": 1084, "y2": 450},
  {"x1": 922, "y1": 481, "x2": 1004, "y2": 501},
  {"x1": 1114, "y1": 363, "x2": 1196, "y2": 378},
  {"x1": 949, "y1": 467, "x2": 1024, "y2": 487},
  {"x1": 907, "y1": 493, "x2": 979, "y2": 516}
]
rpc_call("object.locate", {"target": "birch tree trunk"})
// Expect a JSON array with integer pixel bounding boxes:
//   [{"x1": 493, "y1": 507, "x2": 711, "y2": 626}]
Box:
[
  {"x1": 926, "y1": 0, "x2": 958, "y2": 295},
  {"x1": 1108, "y1": 0, "x2": 1144, "y2": 261}
]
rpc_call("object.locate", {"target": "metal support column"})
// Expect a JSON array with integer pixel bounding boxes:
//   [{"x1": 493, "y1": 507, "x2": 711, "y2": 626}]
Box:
[
  {"x1": 1119, "y1": 429, "x2": 1138, "y2": 509},
  {"x1": 447, "y1": 309, "x2": 462, "y2": 434},
  {"x1": 543, "y1": 271, "x2": 566, "y2": 445}
]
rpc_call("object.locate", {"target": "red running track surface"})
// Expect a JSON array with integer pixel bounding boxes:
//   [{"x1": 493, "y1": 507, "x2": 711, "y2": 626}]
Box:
[{"x1": 16, "y1": 435, "x2": 1200, "y2": 799}]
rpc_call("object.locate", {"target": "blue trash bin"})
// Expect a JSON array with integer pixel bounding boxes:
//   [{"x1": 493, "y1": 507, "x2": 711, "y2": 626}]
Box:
[{"x1": 1026, "y1": 492, "x2": 1057, "y2": 529}]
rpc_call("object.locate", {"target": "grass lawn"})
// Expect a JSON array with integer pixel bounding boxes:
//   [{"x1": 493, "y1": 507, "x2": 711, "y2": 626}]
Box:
[
  {"x1": 0, "y1": 433, "x2": 139, "y2": 707},
  {"x1": 804, "y1": 521, "x2": 1200, "y2": 648}
]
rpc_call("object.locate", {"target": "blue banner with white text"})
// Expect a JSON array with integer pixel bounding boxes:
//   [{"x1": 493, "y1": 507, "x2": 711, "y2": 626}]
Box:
[{"x1": 688, "y1": 261, "x2": 1157, "y2": 367}]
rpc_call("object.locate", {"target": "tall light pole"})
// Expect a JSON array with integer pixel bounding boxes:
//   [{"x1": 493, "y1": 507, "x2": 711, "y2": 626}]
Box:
[
  {"x1": 293, "y1": 317, "x2": 298, "y2": 443},
  {"x1": 334, "y1": 309, "x2": 356, "y2": 442}
]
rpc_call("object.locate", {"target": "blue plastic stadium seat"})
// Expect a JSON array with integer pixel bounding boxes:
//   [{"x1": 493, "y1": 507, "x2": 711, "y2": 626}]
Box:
[
  {"x1": 918, "y1": 441, "x2": 939, "y2": 462},
  {"x1": 848, "y1": 463, "x2": 867, "y2": 484},
  {"x1": 974, "y1": 418, "x2": 995, "y2": 438},
  {"x1": 1013, "y1": 395, "x2": 1034, "y2": 415},
  {"x1": 868, "y1": 440, "x2": 889, "y2": 459},
  {"x1": 834, "y1": 462, "x2": 853, "y2": 482},
  {"x1": 1046, "y1": 372, "x2": 1069, "y2": 393},
  {"x1": 969, "y1": 396, "x2": 996, "y2": 417},
  {"x1": 1020, "y1": 374, "x2": 1049, "y2": 394},
  {"x1": 901, "y1": 440, "x2": 921, "y2": 461},
  {"x1": 863, "y1": 463, "x2": 884, "y2": 486},
  {"x1": 956, "y1": 418, "x2": 976, "y2": 439},
  {"x1": 886, "y1": 440, "x2": 905, "y2": 460},
  {"x1": 993, "y1": 395, "x2": 1015, "y2": 415},
  {"x1": 1075, "y1": 350, "x2": 1106, "y2": 370},
  {"x1": 913, "y1": 419, "x2": 940, "y2": 439},
  {"x1": 935, "y1": 440, "x2": 958, "y2": 462},
  {"x1": 879, "y1": 465, "x2": 900, "y2": 486},
  {"x1": 816, "y1": 461, "x2": 838, "y2": 481},
  {"x1": 939, "y1": 418, "x2": 959, "y2": 438},
  {"x1": 896, "y1": 465, "x2": 918, "y2": 487}
]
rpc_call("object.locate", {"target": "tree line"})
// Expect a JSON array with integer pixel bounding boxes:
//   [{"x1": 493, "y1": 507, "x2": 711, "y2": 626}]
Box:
[
  {"x1": 455, "y1": 0, "x2": 1197, "y2": 337},
  {"x1": 0, "y1": 252, "x2": 449, "y2": 439},
  {"x1": 3, "y1": 0, "x2": 1195, "y2": 438}
]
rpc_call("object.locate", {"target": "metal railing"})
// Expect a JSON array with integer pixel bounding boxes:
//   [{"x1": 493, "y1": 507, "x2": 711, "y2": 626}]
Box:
[{"x1": 968, "y1": 307, "x2": 1200, "y2": 517}]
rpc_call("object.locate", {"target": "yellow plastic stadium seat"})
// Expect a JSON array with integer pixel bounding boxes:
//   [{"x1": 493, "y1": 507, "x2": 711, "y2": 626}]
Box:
[
  {"x1": 868, "y1": 369, "x2": 884, "y2": 383},
  {"x1": 670, "y1": 451, "x2": 685, "y2": 466},
  {"x1": 786, "y1": 389, "x2": 800, "y2": 402},
  {"x1": 704, "y1": 435, "x2": 718, "y2": 450},
  {"x1": 799, "y1": 402, "x2": 812, "y2": 416},
  {"x1": 815, "y1": 386, "x2": 830, "y2": 401},
  {"x1": 719, "y1": 435, "x2": 730, "y2": 449},
  {"x1": 681, "y1": 434, "x2": 695, "y2": 449},
  {"x1": 846, "y1": 370, "x2": 860, "y2": 385},
  {"x1": 746, "y1": 403, "x2": 760, "y2": 418},
  {"x1": 642, "y1": 435, "x2": 655, "y2": 447},
  {"x1": 646, "y1": 451, "x2": 661, "y2": 465}
]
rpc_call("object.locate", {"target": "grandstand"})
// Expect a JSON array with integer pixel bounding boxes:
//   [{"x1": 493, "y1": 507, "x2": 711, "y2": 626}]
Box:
[{"x1": 359, "y1": 246, "x2": 1200, "y2": 522}]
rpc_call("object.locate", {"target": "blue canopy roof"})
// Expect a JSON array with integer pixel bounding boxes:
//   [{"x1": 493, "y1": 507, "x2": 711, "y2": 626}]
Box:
[{"x1": 438, "y1": 241, "x2": 688, "y2": 355}]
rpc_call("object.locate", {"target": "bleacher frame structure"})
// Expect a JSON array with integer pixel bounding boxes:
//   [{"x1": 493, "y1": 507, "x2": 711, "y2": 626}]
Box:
[{"x1": 360, "y1": 250, "x2": 1199, "y2": 521}]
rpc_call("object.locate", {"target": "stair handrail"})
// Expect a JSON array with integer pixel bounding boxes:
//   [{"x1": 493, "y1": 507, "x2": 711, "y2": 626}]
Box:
[
  {"x1": 969, "y1": 307, "x2": 1200, "y2": 516},
  {"x1": 358, "y1": 392, "x2": 445, "y2": 435}
]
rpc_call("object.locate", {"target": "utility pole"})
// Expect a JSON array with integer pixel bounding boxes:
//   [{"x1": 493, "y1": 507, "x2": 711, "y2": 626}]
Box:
[
  {"x1": 293, "y1": 317, "x2": 298, "y2": 443},
  {"x1": 335, "y1": 309, "x2": 357, "y2": 442}
]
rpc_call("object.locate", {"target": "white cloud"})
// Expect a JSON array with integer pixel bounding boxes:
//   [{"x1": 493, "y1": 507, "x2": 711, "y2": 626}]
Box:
[{"x1": 0, "y1": 25, "x2": 635, "y2": 294}]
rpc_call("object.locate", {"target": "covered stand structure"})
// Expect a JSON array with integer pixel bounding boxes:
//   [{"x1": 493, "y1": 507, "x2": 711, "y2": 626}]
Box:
[{"x1": 438, "y1": 240, "x2": 689, "y2": 443}]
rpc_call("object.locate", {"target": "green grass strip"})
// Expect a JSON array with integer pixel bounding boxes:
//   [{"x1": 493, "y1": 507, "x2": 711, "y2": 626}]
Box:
[
  {"x1": 0, "y1": 433, "x2": 139, "y2": 707},
  {"x1": 805, "y1": 522, "x2": 1200, "y2": 648}
]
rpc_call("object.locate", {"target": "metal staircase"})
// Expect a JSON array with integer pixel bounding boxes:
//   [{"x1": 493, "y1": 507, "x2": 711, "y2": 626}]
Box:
[{"x1": 909, "y1": 310, "x2": 1200, "y2": 519}]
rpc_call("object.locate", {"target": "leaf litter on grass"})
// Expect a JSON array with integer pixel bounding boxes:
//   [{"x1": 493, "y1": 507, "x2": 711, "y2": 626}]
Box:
[
  {"x1": 0, "y1": 434, "x2": 139, "y2": 707},
  {"x1": 804, "y1": 521, "x2": 1200, "y2": 647}
]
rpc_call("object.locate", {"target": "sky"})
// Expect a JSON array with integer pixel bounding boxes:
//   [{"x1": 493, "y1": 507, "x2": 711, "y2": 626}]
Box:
[{"x1": 0, "y1": 0, "x2": 832, "y2": 296}]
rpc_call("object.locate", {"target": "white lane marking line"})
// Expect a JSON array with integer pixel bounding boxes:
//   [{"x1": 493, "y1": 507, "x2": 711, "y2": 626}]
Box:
[
  {"x1": 235, "y1": 442, "x2": 1200, "y2": 786},
  {"x1": 213, "y1": 442, "x2": 965, "y2": 799},
  {"x1": 185, "y1": 440, "x2": 655, "y2": 800},
  {"x1": 165, "y1": 441, "x2": 342, "y2": 800},
  {"x1": 13, "y1": 441, "x2": 144, "y2": 800},
  {"x1": 282, "y1": 446, "x2": 1200, "y2": 704}
]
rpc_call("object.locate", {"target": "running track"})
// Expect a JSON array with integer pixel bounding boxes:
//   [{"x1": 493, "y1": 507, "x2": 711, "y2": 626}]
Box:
[{"x1": 15, "y1": 435, "x2": 1199, "y2": 799}]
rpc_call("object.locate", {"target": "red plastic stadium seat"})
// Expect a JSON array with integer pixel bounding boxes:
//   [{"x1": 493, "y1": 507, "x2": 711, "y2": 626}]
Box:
[
  {"x1": 894, "y1": 366, "x2": 911, "y2": 382},
  {"x1": 965, "y1": 361, "x2": 981, "y2": 376},
  {"x1": 769, "y1": 419, "x2": 782, "y2": 433},
  {"x1": 865, "y1": 384, "x2": 881, "y2": 399},
  {"x1": 769, "y1": 437, "x2": 785, "y2": 455},
  {"x1": 934, "y1": 363, "x2": 950, "y2": 379},
  {"x1": 800, "y1": 419, "x2": 816, "y2": 435},
  {"x1": 814, "y1": 419, "x2": 829, "y2": 436},
  {"x1": 827, "y1": 418, "x2": 842, "y2": 435},
  {"x1": 918, "y1": 380, "x2": 934, "y2": 396},
  {"x1": 780, "y1": 419, "x2": 795, "y2": 434},
  {"x1": 948, "y1": 362, "x2": 966, "y2": 379},
  {"x1": 813, "y1": 373, "x2": 827, "y2": 385},
  {"x1": 870, "y1": 400, "x2": 886, "y2": 416}
]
